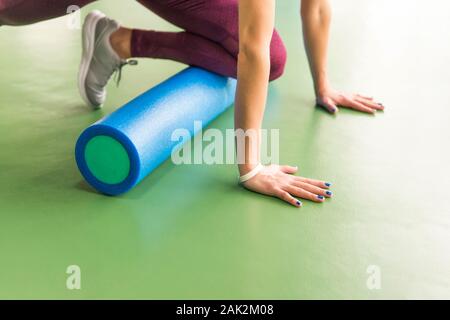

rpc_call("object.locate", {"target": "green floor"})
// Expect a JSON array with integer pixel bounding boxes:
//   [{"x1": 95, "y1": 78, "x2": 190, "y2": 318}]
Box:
[{"x1": 1, "y1": 0, "x2": 449, "y2": 299}]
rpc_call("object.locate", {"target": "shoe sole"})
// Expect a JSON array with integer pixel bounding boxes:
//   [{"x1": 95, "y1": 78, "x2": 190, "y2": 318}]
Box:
[{"x1": 78, "y1": 10, "x2": 106, "y2": 109}]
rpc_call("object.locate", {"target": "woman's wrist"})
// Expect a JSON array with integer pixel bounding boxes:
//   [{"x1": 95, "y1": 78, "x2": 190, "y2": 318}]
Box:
[
  {"x1": 313, "y1": 72, "x2": 330, "y2": 96},
  {"x1": 238, "y1": 164, "x2": 264, "y2": 184},
  {"x1": 315, "y1": 82, "x2": 330, "y2": 97},
  {"x1": 238, "y1": 163, "x2": 261, "y2": 176}
]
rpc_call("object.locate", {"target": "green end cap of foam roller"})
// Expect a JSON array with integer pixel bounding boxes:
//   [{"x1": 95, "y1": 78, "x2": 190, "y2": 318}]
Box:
[{"x1": 84, "y1": 135, "x2": 131, "y2": 185}]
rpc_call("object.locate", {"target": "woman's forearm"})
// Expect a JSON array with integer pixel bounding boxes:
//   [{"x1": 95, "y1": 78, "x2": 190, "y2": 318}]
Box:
[
  {"x1": 301, "y1": 0, "x2": 332, "y2": 96},
  {"x1": 235, "y1": 0, "x2": 275, "y2": 175},
  {"x1": 301, "y1": 0, "x2": 383, "y2": 114},
  {"x1": 235, "y1": 52, "x2": 269, "y2": 174},
  {"x1": 234, "y1": 0, "x2": 334, "y2": 207}
]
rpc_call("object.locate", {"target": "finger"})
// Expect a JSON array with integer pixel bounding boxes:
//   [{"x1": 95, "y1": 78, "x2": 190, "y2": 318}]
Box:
[
  {"x1": 275, "y1": 189, "x2": 302, "y2": 207},
  {"x1": 294, "y1": 176, "x2": 331, "y2": 189},
  {"x1": 318, "y1": 97, "x2": 339, "y2": 114},
  {"x1": 285, "y1": 185, "x2": 325, "y2": 203},
  {"x1": 292, "y1": 180, "x2": 333, "y2": 198},
  {"x1": 356, "y1": 94, "x2": 374, "y2": 101},
  {"x1": 342, "y1": 98, "x2": 376, "y2": 114},
  {"x1": 280, "y1": 165, "x2": 298, "y2": 174},
  {"x1": 355, "y1": 97, "x2": 384, "y2": 111}
]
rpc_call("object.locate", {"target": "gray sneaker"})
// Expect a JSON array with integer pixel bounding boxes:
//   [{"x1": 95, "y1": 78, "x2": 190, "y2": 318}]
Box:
[{"x1": 78, "y1": 10, "x2": 137, "y2": 109}]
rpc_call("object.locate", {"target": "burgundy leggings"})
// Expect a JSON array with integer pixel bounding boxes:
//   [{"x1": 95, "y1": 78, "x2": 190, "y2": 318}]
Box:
[{"x1": 0, "y1": 0, "x2": 287, "y2": 80}]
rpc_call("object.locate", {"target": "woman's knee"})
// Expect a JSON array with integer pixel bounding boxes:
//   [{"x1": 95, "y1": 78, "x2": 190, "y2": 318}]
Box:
[{"x1": 269, "y1": 30, "x2": 287, "y2": 81}]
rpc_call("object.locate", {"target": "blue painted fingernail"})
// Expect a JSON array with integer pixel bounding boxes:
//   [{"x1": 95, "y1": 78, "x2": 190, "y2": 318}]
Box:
[
  {"x1": 325, "y1": 182, "x2": 332, "y2": 187},
  {"x1": 296, "y1": 200, "x2": 302, "y2": 206},
  {"x1": 326, "y1": 191, "x2": 332, "y2": 196},
  {"x1": 317, "y1": 195, "x2": 324, "y2": 200}
]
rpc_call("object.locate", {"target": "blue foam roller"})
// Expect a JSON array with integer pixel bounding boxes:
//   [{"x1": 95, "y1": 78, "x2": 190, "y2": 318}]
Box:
[{"x1": 75, "y1": 67, "x2": 237, "y2": 195}]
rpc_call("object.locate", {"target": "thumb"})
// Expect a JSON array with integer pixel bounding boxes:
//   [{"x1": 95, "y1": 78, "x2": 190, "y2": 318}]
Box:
[
  {"x1": 280, "y1": 165, "x2": 298, "y2": 174},
  {"x1": 317, "y1": 97, "x2": 338, "y2": 114}
]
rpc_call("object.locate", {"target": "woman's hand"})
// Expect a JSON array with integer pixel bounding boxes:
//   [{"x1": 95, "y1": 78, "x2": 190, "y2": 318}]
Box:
[
  {"x1": 241, "y1": 164, "x2": 332, "y2": 207},
  {"x1": 316, "y1": 87, "x2": 384, "y2": 114},
  {"x1": 301, "y1": 1, "x2": 383, "y2": 115}
]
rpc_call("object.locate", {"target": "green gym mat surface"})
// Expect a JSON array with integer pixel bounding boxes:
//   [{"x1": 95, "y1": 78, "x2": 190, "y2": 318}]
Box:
[{"x1": 0, "y1": 0, "x2": 449, "y2": 299}]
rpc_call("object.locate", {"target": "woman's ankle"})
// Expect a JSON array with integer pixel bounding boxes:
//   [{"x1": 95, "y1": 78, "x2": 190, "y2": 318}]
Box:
[{"x1": 110, "y1": 27, "x2": 132, "y2": 59}]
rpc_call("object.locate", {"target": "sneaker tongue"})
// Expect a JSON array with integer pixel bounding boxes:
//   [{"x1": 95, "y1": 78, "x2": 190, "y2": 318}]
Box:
[
  {"x1": 95, "y1": 18, "x2": 113, "y2": 39},
  {"x1": 89, "y1": 17, "x2": 131, "y2": 88},
  {"x1": 104, "y1": 33, "x2": 122, "y2": 64},
  {"x1": 91, "y1": 33, "x2": 122, "y2": 87}
]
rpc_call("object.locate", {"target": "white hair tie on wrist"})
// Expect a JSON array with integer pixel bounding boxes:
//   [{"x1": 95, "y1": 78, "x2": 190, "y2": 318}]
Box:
[{"x1": 239, "y1": 164, "x2": 264, "y2": 184}]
